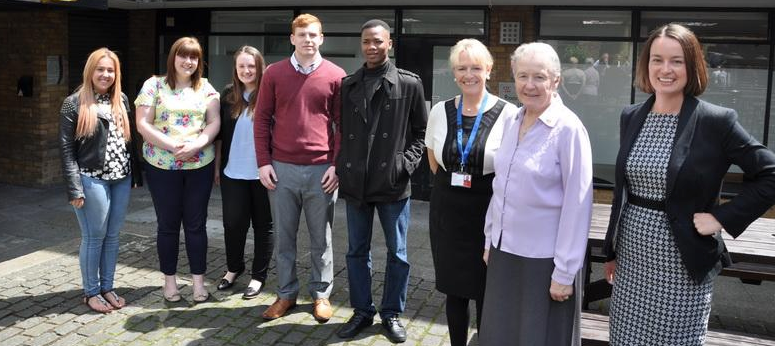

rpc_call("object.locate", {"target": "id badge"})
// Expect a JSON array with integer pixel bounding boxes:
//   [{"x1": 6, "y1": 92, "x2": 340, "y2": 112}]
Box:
[{"x1": 451, "y1": 171, "x2": 472, "y2": 188}]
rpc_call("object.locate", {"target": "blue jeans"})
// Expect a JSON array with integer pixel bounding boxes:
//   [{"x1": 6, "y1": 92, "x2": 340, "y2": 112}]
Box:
[
  {"x1": 74, "y1": 175, "x2": 131, "y2": 297},
  {"x1": 345, "y1": 198, "x2": 411, "y2": 319}
]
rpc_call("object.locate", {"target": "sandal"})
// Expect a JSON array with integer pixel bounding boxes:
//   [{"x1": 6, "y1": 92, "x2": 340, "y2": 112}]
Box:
[
  {"x1": 193, "y1": 289, "x2": 210, "y2": 303},
  {"x1": 83, "y1": 294, "x2": 113, "y2": 314},
  {"x1": 162, "y1": 284, "x2": 181, "y2": 302},
  {"x1": 101, "y1": 290, "x2": 126, "y2": 309}
]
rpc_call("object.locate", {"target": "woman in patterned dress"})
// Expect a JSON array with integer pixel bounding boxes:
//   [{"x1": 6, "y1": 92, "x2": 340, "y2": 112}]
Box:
[
  {"x1": 425, "y1": 39, "x2": 517, "y2": 346},
  {"x1": 603, "y1": 24, "x2": 775, "y2": 345},
  {"x1": 60, "y1": 48, "x2": 142, "y2": 313},
  {"x1": 135, "y1": 37, "x2": 221, "y2": 303}
]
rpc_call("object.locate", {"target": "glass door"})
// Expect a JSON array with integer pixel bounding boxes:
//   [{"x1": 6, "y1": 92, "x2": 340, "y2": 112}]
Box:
[{"x1": 396, "y1": 37, "x2": 461, "y2": 200}]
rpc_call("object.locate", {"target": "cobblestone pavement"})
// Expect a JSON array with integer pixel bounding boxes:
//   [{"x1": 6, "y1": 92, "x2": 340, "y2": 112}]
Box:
[{"x1": 0, "y1": 183, "x2": 773, "y2": 345}]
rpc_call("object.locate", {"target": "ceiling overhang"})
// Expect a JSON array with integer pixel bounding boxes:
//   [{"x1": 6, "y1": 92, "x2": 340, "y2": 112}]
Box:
[{"x1": 107, "y1": 0, "x2": 775, "y2": 9}]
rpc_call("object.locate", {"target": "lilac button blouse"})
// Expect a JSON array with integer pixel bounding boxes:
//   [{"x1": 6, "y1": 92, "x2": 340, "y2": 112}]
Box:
[{"x1": 484, "y1": 94, "x2": 593, "y2": 285}]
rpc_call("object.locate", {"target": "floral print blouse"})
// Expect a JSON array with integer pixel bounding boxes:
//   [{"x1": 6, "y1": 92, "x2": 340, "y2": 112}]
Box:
[{"x1": 134, "y1": 76, "x2": 219, "y2": 170}]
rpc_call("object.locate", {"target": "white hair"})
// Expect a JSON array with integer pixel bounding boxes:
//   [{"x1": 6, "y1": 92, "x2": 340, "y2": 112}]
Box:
[{"x1": 510, "y1": 42, "x2": 562, "y2": 78}]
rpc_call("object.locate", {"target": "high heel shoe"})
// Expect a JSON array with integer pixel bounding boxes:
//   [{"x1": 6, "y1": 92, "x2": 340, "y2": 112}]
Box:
[{"x1": 216, "y1": 268, "x2": 244, "y2": 290}]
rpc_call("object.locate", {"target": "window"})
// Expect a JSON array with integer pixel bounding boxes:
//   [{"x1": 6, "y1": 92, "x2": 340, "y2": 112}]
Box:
[
  {"x1": 543, "y1": 40, "x2": 634, "y2": 184},
  {"x1": 640, "y1": 11, "x2": 768, "y2": 41},
  {"x1": 635, "y1": 42, "x2": 769, "y2": 144},
  {"x1": 402, "y1": 9, "x2": 485, "y2": 35},
  {"x1": 207, "y1": 36, "x2": 291, "y2": 91},
  {"x1": 540, "y1": 10, "x2": 631, "y2": 37},
  {"x1": 301, "y1": 10, "x2": 395, "y2": 34},
  {"x1": 211, "y1": 11, "x2": 292, "y2": 33}
]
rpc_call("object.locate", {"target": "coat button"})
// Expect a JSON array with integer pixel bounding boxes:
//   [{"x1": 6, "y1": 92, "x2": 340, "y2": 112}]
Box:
[
  {"x1": 380, "y1": 162, "x2": 387, "y2": 168},
  {"x1": 346, "y1": 162, "x2": 351, "y2": 168},
  {"x1": 349, "y1": 134, "x2": 355, "y2": 140},
  {"x1": 354, "y1": 107, "x2": 359, "y2": 113},
  {"x1": 384, "y1": 103, "x2": 390, "y2": 110},
  {"x1": 382, "y1": 132, "x2": 388, "y2": 138}
]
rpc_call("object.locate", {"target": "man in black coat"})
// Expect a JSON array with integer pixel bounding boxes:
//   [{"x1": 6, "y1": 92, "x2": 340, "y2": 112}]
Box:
[{"x1": 335, "y1": 19, "x2": 427, "y2": 343}]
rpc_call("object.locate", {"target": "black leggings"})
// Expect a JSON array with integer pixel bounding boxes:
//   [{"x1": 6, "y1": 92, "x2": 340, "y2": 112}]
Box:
[
  {"x1": 446, "y1": 294, "x2": 483, "y2": 346},
  {"x1": 220, "y1": 175, "x2": 274, "y2": 281}
]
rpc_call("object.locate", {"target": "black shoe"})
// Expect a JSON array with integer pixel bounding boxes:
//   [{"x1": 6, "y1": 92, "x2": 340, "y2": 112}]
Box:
[
  {"x1": 242, "y1": 281, "x2": 263, "y2": 300},
  {"x1": 336, "y1": 313, "x2": 373, "y2": 339},
  {"x1": 216, "y1": 269, "x2": 244, "y2": 290},
  {"x1": 381, "y1": 316, "x2": 407, "y2": 343}
]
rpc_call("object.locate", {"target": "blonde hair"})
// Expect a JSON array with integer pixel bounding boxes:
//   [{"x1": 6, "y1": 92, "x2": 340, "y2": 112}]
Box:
[
  {"x1": 75, "y1": 48, "x2": 130, "y2": 141},
  {"x1": 449, "y1": 38, "x2": 493, "y2": 70}
]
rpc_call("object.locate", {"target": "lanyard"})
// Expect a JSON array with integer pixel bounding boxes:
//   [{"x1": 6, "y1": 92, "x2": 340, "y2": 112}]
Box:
[{"x1": 456, "y1": 93, "x2": 488, "y2": 172}]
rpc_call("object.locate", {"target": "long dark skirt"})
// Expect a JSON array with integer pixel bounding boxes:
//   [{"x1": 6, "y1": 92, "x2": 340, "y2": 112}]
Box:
[
  {"x1": 479, "y1": 246, "x2": 582, "y2": 346},
  {"x1": 429, "y1": 171, "x2": 492, "y2": 299}
]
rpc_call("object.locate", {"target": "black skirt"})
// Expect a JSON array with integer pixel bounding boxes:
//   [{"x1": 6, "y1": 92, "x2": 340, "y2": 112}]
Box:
[{"x1": 428, "y1": 170, "x2": 493, "y2": 299}]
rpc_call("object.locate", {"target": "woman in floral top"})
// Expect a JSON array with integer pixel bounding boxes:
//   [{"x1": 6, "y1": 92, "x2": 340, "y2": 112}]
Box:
[
  {"x1": 135, "y1": 37, "x2": 220, "y2": 303},
  {"x1": 60, "y1": 48, "x2": 142, "y2": 313}
]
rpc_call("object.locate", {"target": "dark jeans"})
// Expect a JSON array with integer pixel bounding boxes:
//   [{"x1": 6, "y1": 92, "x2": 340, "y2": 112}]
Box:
[
  {"x1": 220, "y1": 175, "x2": 274, "y2": 281},
  {"x1": 145, "y1": 162, "x2": 214, "y2": 275},
  {"x1": 345, "y1": 198, "x2": 411, "y2": 319}
]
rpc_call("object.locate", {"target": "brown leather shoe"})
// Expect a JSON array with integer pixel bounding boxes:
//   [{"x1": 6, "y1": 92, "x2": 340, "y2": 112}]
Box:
[
  {"x1": 262, "y1": 298, "x2": 297, "y2": 320},
  {"x1": 313, "y1": 298, "x2": 333, "y2": 322}
]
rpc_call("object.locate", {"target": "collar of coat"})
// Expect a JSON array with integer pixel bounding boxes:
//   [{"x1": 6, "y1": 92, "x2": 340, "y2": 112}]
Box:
[{"x1": 343, "y1": 60, "x2": 399, "y2": 88}]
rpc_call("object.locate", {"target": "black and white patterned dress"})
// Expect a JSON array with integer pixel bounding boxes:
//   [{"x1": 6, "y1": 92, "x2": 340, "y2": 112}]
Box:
[{"x1": 609, "y1": 112, "x2": 714, "y2": 345}]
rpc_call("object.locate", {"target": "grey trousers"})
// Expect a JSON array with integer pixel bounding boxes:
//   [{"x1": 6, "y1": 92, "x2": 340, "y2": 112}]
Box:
[{"x1": 268, "y1": 160, "x2": 336, "y2": 300}]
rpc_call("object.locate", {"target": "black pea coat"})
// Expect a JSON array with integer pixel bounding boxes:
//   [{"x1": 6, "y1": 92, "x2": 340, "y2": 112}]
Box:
[
  {"x1": 336, "y1": 62, "x2": 428, "y2": 203},
  {"x1": 603, "y1": 95, "x2": 775, "y2": 283}
]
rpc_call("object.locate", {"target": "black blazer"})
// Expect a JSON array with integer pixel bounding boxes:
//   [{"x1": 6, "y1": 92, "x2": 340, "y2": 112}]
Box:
[{"x1": 603, "y1": 95, "x2": 775, "y2": 283}]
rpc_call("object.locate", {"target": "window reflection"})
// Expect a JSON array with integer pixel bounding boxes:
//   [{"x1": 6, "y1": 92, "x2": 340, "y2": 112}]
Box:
[
  {"x1": 544, "y1": 40, "x2": 634, "y2": 184},
  {"x1": 301, "y1": 10, "x2": 395, "y2": 34},
  {"x1": 540, "y1": 10, "x2": 631, "y2": 37},
  {"x1": 208, "y1": 36, "x2": 291, "y2": 91},
  {"x1": 640, "y1": 11, "x2": 768, "y2": 41},
  {"x1": 402, "y1": 10, "x2": 484, "y2": 35}
]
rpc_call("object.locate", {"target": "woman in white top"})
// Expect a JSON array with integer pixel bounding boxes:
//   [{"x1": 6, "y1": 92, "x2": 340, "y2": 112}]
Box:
[
  {"x1": 425, "y1": 38, "x2": 517, "y2": 346},
  {"x1": 214, "y1": 46, "x2": 273, "y2": 300}
]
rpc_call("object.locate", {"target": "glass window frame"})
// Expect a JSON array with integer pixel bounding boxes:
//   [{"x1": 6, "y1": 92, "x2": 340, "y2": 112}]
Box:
[{"x1": 537, "y1": 6, "x2": 775, "y2": 192}]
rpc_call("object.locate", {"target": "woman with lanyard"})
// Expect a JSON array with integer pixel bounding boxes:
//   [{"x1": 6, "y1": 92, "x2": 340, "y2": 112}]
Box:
[{"x1": 425, "y1": 38, "x2": 517, "y2": 346}]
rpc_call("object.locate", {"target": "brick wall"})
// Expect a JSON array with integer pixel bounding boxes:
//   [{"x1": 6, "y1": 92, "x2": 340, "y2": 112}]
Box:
[
  {"x1": 487, "y1": 6, "x2": 535, "y2": 95},
  {"x1": 0, "y1": 10, "x2": 69, "y2": 186},
  {"x1": 126, "y1": 10, "x2": 156, "y2": 102}
]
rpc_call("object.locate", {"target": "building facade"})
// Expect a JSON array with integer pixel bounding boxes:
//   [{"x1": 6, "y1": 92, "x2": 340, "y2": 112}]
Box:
[{"x1": 2, "y1": 1, "x2": 774, "y2": 202}]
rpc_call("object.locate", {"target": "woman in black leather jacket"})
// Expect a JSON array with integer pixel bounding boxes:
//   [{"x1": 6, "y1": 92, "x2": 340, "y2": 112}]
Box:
[{"x1": 59, "y1": 48, "x2": 142, "y2": 314}]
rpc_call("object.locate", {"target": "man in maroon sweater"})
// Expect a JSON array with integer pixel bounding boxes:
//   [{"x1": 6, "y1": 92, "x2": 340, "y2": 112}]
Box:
[{"x1": 253, "y1": 13, "x2": 346, "y2": 323}]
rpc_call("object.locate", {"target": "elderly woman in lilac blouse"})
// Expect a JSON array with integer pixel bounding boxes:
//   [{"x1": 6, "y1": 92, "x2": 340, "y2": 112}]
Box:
[{"x1": 479, "y1": 42, "x2": 593, "y2": 346}]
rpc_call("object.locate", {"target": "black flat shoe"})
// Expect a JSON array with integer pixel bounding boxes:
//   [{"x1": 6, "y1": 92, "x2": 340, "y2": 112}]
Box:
[
  {"x1": 337, "y1": 313, "x2": 373, "y2": 339},
  {"x1": 381, "y1": 316, "x2": 407, "y2": 343},
  {"x1": 216, "y1": 269, "x2": 244, "y2": 290},
  {"x1": 242, "y1": 281, "x2": 263, "y2": 300}
]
